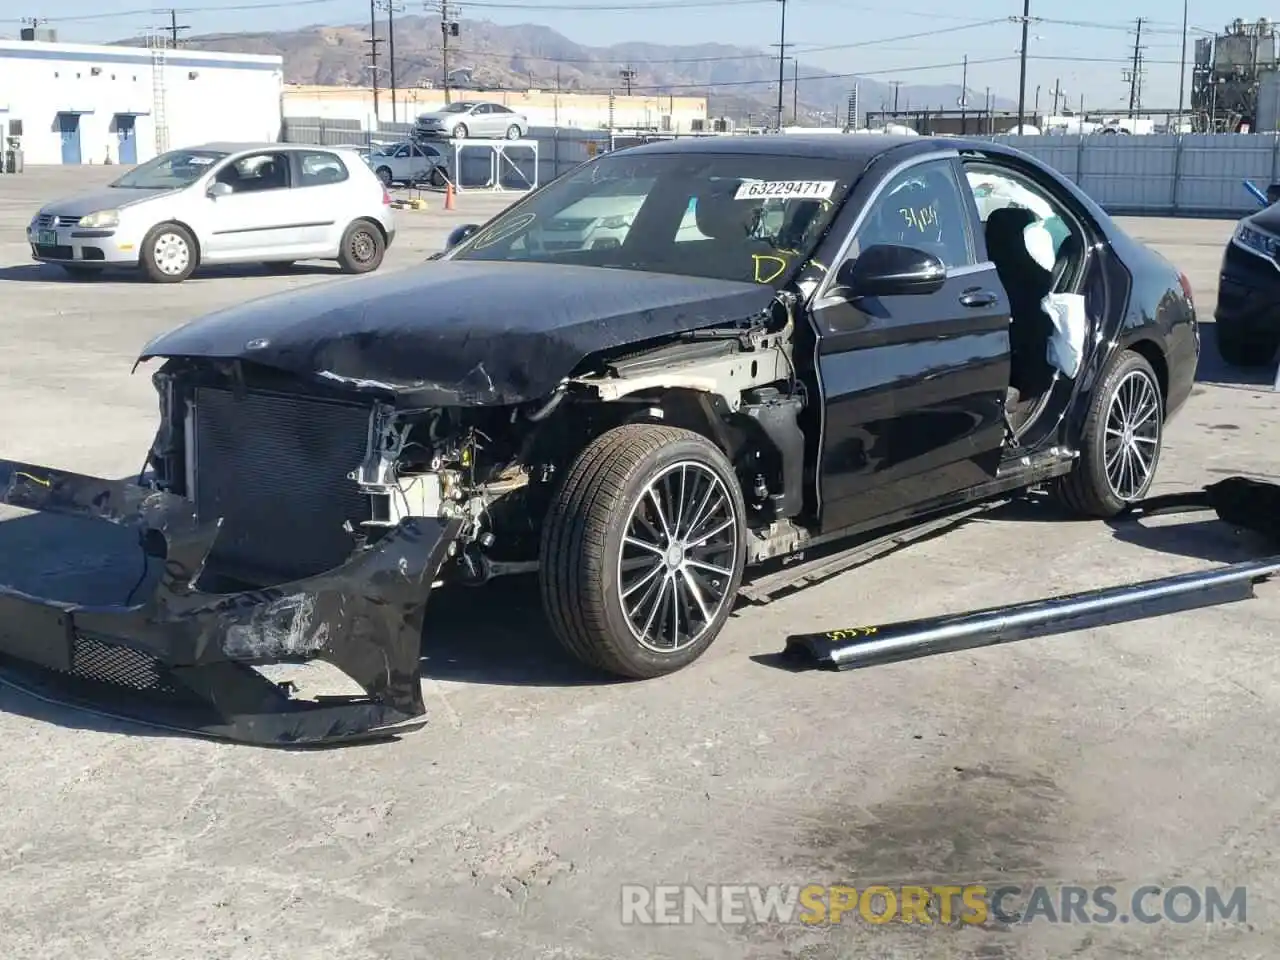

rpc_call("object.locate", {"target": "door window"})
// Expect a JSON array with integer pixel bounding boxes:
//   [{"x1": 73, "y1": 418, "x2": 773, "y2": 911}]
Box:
[
  {"x1": 297, "y1": 151, "x2": 349, "y2": 187},
  {"x1": 964, "y1": 164, "x2": 1080, "y2": 273},
  {"x1": 214, "y1": 152, "x2": 292, "y2": 193},
  {"x1": 850, "y1": 158, "x2": 975, "y2": 268},
  {"x1": 393, "y1": 144, "x2": 412, "y2": 158}
]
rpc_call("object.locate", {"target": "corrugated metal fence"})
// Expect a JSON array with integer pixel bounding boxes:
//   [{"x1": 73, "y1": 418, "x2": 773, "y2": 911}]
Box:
[
  {"x1": 281, "y1": 118, "x2": 1280, "y2": 218},
  {"x1": 991, "y1": 133, "x2": 1280, "y2": 218}
]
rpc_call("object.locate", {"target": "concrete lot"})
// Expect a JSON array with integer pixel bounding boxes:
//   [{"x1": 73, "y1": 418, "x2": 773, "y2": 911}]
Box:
[{"x1": 0, "y1": 165, "x2": 1277, "y2": 960}]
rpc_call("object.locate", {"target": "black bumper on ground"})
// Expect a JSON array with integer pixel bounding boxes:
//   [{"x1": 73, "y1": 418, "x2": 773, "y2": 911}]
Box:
[{"x1": 0, "y1": 459, "x2": 461, "y2": 746}]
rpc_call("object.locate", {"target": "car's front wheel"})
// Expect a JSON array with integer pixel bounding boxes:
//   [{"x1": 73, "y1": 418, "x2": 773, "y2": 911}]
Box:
[
  {"x1": 337, "y1": 219, "x2": 385, "y2": 274},
  {"x1": 540, "y1": 424, "x2": 747, "y2": 679},
  {"x1": 140, "y1": 222, "x2": 197, "y2": 283},
  {"x1": 1215, "y1": 321, "x2": 1279, "y2": 367},
  {"x1": 451, "y1": 123, "x2": 469, "y2": 139},
  {"x1": 1051, "y1": 349, "x2": 1164, "y2": 517}
]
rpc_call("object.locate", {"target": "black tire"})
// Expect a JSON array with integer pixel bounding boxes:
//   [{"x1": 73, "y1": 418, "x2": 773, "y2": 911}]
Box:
[
  {"x1": 1215, "y1": 321, "x2": 1278, "y2": 367},
  {"x1": 375, "y1": 166, "x2": 393, "y2": 186},
  {"x1": 139, "y1": 222, "x2": 197, "y2": 283},
  {"x1": 337, "y1": 219, "x2": 385, "y2": 274},
  {"x1": 540, "y1": 424, "x2": 748, "y2": 679},
  {"x1": 505, "y1": 124, "x2": 521, "y2": 140},
  {"x1": 429, "y1": 167, "x2": 448, "y2": 188},
  {"x1": 1051, "y1": 349, "x2": 1164, "y2": 518},
  {"x1": 60, "y1": 264, "x2": 102, "y2": 280},
  {"x1": 452, "y1": 123, "x2": 469, "y2": 139}
]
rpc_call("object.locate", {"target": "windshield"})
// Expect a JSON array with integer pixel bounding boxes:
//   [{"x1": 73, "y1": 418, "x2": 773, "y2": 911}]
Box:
[
  {"x1": 441, "y1": 102, "x2": 473, "y2": 113},
  {"x1": 110, "y1": 148, "x2": 229, "y2": 189},
  {"x1": 448, "y1": 152, "x2": 855, "y2": 286}
]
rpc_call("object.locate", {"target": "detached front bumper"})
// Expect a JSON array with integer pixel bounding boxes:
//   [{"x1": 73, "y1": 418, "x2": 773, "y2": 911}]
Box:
[{"x1": 0, "y1": 460, "x2": 460, "y2": 746}]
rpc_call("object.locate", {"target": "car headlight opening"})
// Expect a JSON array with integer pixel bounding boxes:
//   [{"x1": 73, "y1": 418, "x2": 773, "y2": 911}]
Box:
[{"x1": 79, "y1": 209, "x2": 120, "y2": 229}]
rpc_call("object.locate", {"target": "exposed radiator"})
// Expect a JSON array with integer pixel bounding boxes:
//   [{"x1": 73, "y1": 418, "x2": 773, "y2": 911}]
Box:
[{"x1": 191, "y1": 387, "x2": 373, "y2": 584}]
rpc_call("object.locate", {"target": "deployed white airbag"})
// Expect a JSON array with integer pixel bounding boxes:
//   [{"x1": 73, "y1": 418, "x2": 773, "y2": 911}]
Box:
[
  {"x1": 1023, "y1": 221, "x2": 1056, "y2": 272},
  {"x1": 1041, "y1": 293, "x2": 1088, "y2": 378}
]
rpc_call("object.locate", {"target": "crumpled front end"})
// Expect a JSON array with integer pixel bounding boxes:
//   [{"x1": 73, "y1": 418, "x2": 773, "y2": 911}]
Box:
[{"x1": 0, "y1": 459, "x2": 460, "y2": 746}]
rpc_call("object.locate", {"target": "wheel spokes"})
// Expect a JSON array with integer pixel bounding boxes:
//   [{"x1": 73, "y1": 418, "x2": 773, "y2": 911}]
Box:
[{"x1": 618, "y1": 460, "x2": 739, "y2": 654}]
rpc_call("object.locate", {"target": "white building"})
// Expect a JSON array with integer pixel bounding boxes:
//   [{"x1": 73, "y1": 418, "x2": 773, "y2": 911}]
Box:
[
  {"x1": 0, "y1": 38, "x2": 284, "y2": 166},
  {"x1": 282, "y1": 84, "x2": 708, "y2": 133}
]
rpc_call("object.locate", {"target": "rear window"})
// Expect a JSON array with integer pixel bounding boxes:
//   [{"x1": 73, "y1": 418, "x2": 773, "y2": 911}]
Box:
[{"x1": 298, "y1": 151, "x2": 349, "y2": 187}]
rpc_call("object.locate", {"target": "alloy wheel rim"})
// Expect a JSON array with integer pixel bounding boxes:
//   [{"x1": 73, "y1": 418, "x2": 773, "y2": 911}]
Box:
[
  {"x1": 617, "y1": 461, "x2": 739, "y2": 654},
  {"x1": 154, "y1": 233, "x2": 189, "y2": 275},
  {"x1": 350, "y1": 231, "x2": 376, "y2": 263},
  {"x1": 1103, "y1": 369, "x2": 1161, "y2": 500}
]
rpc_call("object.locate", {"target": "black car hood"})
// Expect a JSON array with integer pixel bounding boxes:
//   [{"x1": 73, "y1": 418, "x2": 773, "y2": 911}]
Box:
[
  {"x1": 139, "y1": 260, "x2": 774, "y2": 406},
  {"x1": 1251, "y1": 204, "x2": 1280, "y2": 233}
]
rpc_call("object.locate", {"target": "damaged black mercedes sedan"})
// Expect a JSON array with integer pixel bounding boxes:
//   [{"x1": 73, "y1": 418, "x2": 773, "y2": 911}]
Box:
[{"x1": 0, "y1": 134, "x2": 1199, "y2": 744}]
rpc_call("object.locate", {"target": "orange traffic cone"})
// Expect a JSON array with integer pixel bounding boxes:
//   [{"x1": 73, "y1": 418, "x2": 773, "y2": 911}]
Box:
[{"x1": 445, "y1": 182, "x2": 456, "y2": 210}]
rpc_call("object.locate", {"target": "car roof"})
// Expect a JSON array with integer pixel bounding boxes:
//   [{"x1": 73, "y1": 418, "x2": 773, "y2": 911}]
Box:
[
  {"x1": 184, "y1": 142, "x2": 338, "y2": 154},
  {"x1": 611, "y1": 133, "x2": 1034, "y2": 166}
]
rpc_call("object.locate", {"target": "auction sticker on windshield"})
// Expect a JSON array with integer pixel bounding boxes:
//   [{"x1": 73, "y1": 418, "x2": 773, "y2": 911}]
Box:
[{"x1": 735, "y1": 180, "x2": 836, "y2": 200}]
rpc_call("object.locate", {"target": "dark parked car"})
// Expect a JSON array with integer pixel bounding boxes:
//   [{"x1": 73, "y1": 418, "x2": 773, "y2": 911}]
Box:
[
  {"x1": 1215, "y1": 198, "x2": 1280, "y2": 366},
  {"x1": 0, "y1": 135, "x2": 1200, "y2": 744}
]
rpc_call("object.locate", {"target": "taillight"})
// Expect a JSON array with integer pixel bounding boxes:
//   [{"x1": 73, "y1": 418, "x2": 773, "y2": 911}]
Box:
[
  {"x1": 1178, "y1": 271, "x2": 1194, "y2": 303},
  {"x1": 381, "y1": 187, "x2": 392, "y2": 205}
]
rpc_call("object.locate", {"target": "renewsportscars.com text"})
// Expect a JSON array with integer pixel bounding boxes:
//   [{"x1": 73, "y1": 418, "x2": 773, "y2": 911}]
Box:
[{"x1": 620, "y1": 883, "x2": 1247, "y2": 926}]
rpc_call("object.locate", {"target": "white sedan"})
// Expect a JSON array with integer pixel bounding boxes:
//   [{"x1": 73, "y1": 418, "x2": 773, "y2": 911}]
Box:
[{"x1": 27, "y1": 142, "x2": 397, "y2": 283}]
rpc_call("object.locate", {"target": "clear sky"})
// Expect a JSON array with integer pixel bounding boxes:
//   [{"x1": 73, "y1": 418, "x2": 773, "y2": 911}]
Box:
[{"x1": 0, "y1": 1, "x2": 1259, "y2": 113}]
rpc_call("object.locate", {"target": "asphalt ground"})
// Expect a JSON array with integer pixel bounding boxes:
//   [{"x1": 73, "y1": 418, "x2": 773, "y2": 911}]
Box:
[{"x1": 0, "y1": 165, "x2": 1277, "y2": 960}]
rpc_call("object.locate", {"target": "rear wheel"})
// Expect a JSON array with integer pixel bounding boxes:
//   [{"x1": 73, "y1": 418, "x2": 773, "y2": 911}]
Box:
[
  {"x1": 337, "y1": 219, "x2": 385, "y2": 274},
  {"x1": 140, "y1": 222, "x2": 197, "y2": 283},
  {"x1": 505, "y1": 125, "x2": 521, "y2": 140},
  {"x1": 1215, "y1": 321, "x2": 1279, "y2": 367},
  {"x1": 540, "y1": 424, "x2": 747, "y2": 679},
  {"x1": 1051, "y1": 349, "x2": 1164, "y2": 517},
  {"x1": 429, "y1": 167, "x2": 448, "y2": 188}
]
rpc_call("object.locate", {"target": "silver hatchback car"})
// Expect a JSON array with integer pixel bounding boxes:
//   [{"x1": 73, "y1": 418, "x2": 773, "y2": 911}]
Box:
[{"x1": 27, "y1": 142, "x2": 397, "y2": 283}]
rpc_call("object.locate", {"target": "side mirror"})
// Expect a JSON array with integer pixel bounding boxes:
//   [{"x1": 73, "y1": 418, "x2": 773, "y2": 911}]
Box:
[
  {"x1": 445, "y1": 223, "x2": 479, "y2": 250},
  {"x1": 207, "y1": 181, "x2": 232, "y2": 198},
  {"x1": 835, "y1": 243, "x2": 946, "y2": 298}
]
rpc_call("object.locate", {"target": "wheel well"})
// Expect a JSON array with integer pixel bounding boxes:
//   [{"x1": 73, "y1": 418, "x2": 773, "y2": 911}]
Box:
[
  {"x1": 1126, "y1": 339, "x2": 1169, "y2": 412},
  {"x1": 149, "y1": 220, "x2": 201, "y2": 264},
  {"x1": 351, "y1": 216, "x2": 388, "y2": 245}
]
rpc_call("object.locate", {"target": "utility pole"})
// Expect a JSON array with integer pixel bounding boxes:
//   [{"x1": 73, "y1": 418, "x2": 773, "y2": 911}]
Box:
[
  {"x1": 428, "y1": 1, "x2": 460, "y2": 103},
  {"x1": 379, "y1": 1, "x2": 404, "y2": 122},
  {"x1": 889, "y1": 80, "x2": 903, "y2": 113},
  {"x1": 1176, "y1": 0, "x2": 1189, "y2": 129},
  {"x1": 1051, "y1": 77, "x2": 1061, "y2": 114},
  {"x1": 619, "y1": 66, "x2": 635, "y2": 95},
  {"x1": 167, "y1": 9, "x2": 189, "y2": 48},
  {"x1": 792, "y1": 58, "x2": 799, "y2": 122},
  {"x1": 365, "y1": 0, "x2": 384, "y2": 121},
  {"x1": 1127, "y1": 17, "x2": 1144, "y2": 118},
  {"x1": 1016, "y1": 0, "x2": 1030, "y2": 133},
  {"x1": 773, "y1": 0, "x2": 790, "y2": 130},
  {"x1": 959, "y1": 55, "x2": 968, "y2": 133}
]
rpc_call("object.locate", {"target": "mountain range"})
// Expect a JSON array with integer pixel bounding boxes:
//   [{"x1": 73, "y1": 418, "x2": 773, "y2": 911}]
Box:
[{"x1": 120, "y1": 16, "x2": 1016, "y2": 123}]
